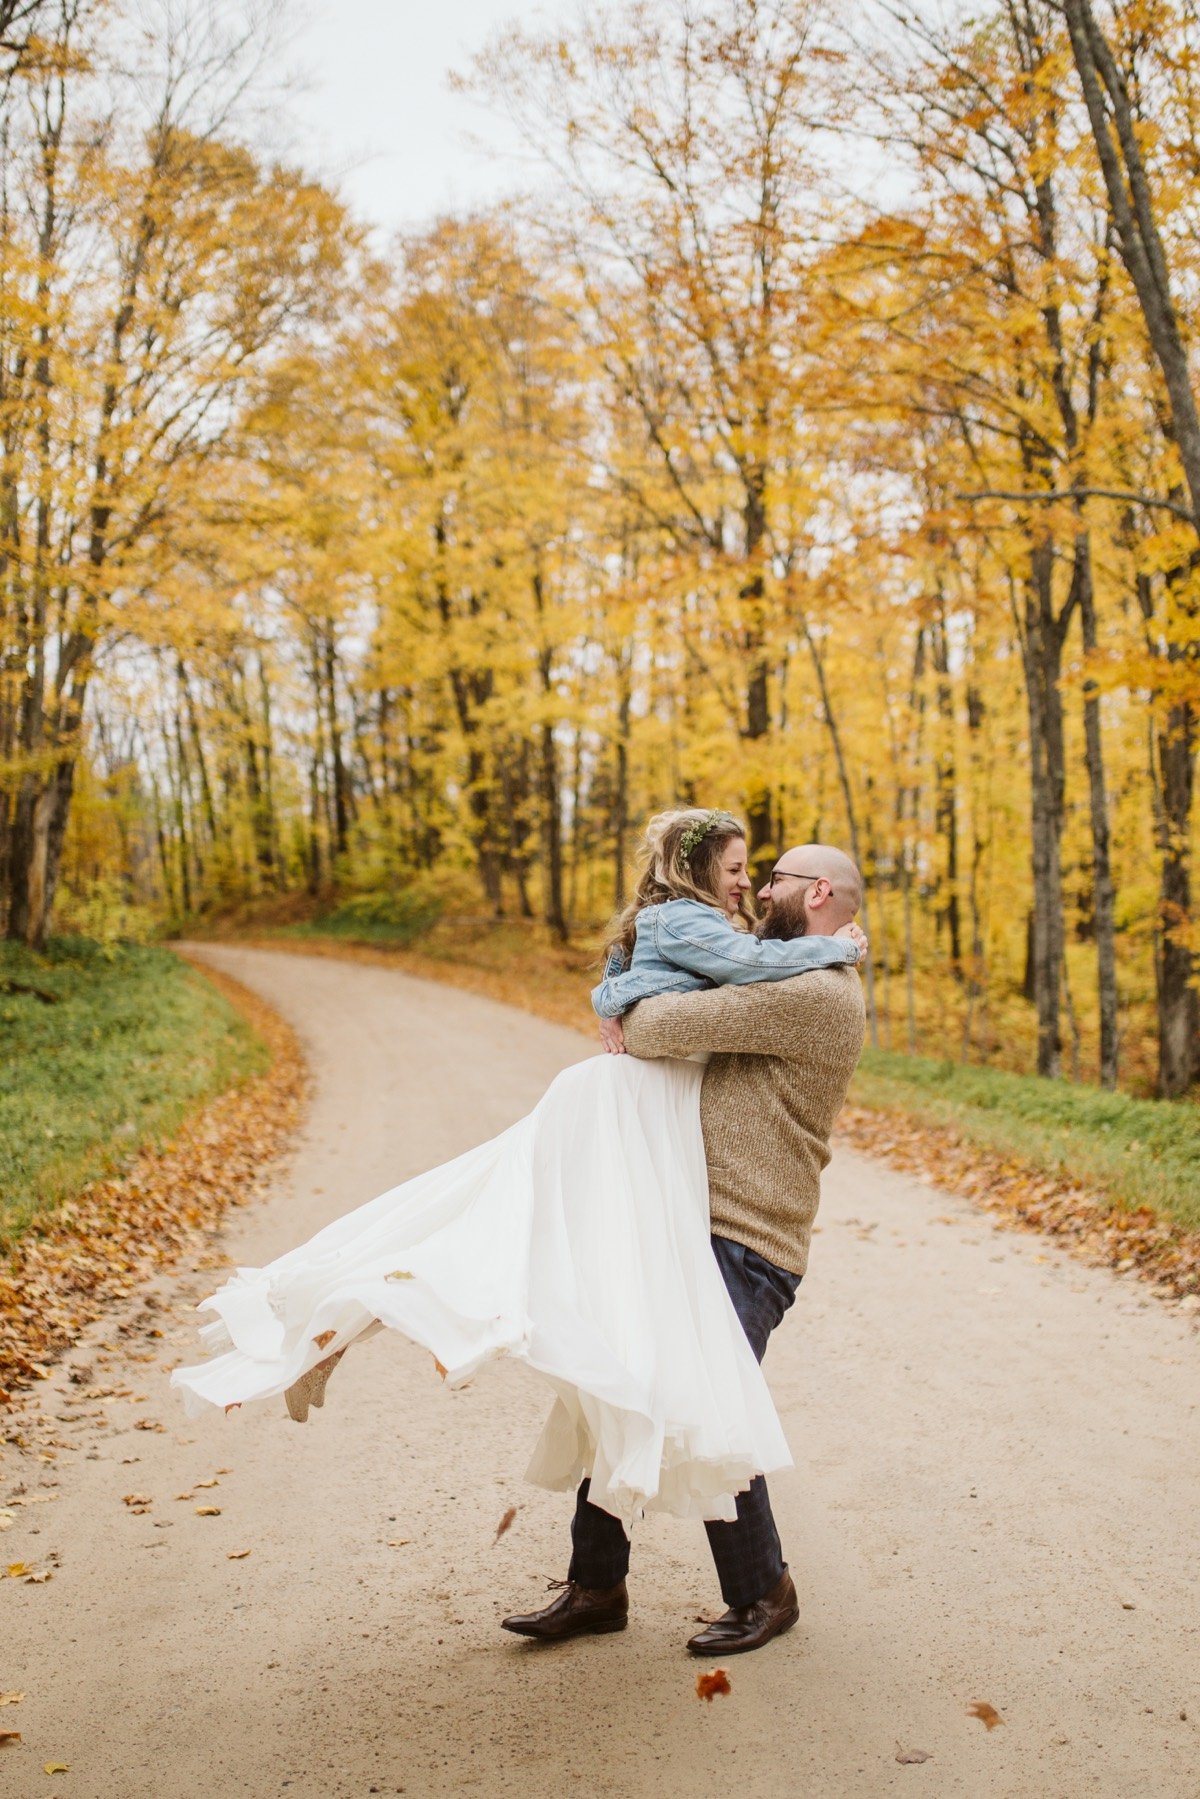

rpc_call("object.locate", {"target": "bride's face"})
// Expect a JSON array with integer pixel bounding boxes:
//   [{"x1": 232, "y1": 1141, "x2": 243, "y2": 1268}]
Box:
[{"x1": 716, "y1": 837, "x2": 753, "y2": 917}]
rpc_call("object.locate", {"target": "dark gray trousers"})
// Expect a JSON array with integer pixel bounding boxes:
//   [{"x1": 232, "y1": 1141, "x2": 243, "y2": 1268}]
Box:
[{"x1": 567, "y1": 1233, "x2": 802, "y2": 1609}]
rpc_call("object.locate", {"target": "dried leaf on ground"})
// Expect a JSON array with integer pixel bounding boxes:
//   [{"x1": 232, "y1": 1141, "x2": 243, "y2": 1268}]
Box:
[
  {"x1": 493, "y1": 1505, "x2": 518, "y2": 1544},
  {"x1": 44, "y1": 1762, "x2": 70, "y2": 1774},
  {"x1": 227, "y1": 1549, "x2": 251, "y2": 1560},
  {"x1": 967, "y1": 1702, "x2": 1004, "y2": 1730},
  {"x1": 122, "y1": 1494, "x2": 152, "y2": 1508},
  {"x1": 0, "y1": 1729, "x2": 21, "y2": 1745},
  {"x1": 195, "y1": 1505, "x2": 221, "y2": 1517},
  {"x1": 6, "y1": 1563, "x2": 30, "y2": 1578},
  {"x1": 24, "y1": 1569, "x2": 51, "y2": 1583},
  {"x1": 433, "y1": 1357, "x2": 448, "y2": 1380},
  {"x1": 896, "y1": 1746, "x2": 933, "y2": 1763},
  {"x1": 696, "y1": 1670, "x2": 732, "y2": 1702},
  {"x1": 193, "y1": 1478, "x2": 219, "y2": 1489},
  {"x1": 0, "y1": 970, "x2": 305, "y2": 1410},
  {"x1": 134, "y1": 1419, "x2": 165, "y2": 1432},
  {"x1": 0, "y1": 1694, "x2": 23, "y2": 1705}
]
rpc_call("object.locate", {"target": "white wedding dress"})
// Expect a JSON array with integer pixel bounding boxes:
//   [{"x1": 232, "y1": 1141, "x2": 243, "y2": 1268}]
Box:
[{"x1": 171, "y1": 1054, "x2": 792, "y2": 1528}]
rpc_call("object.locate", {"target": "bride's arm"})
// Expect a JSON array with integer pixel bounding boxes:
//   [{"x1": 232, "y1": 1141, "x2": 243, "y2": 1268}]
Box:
[{"x1": 656, "y1": 901, "x2": 864, "y2": 984}]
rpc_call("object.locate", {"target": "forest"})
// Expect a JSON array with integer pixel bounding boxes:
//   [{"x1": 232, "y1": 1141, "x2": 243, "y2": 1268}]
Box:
[{"x1": 2, "y1": 0, "x2": 1199, "y2": 1097}]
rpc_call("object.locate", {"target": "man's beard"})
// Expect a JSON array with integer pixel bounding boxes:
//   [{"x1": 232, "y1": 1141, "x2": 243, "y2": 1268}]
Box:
[{"x1": 755, "y1": 888, "x2": 811, "y2": 941}]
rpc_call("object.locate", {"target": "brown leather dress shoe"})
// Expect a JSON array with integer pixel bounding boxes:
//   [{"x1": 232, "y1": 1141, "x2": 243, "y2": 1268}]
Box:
[
  {"x1": 686, "y1": 1567, "x2": 798, "y2": 1656},
  {"x1": 501, "y1": 1578, "x2": 629, "y2": 1642}
]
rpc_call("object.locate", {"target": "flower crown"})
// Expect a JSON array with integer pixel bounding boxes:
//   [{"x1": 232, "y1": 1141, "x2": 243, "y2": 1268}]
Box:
[{"x1": 678, "y1": 810, "x2": 735, "y2": 865}]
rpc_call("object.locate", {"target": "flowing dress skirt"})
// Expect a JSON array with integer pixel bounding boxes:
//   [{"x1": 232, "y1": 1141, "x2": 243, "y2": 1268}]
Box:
[{"x1": 171, "y1": 1055, "x2": 792, "y2": 1528}]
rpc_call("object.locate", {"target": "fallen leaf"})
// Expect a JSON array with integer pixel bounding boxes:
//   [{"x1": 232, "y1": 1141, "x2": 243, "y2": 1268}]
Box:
[
  {"x1": 194, "y1": 1479, "x2": 219, "y2": 1490},
  {"x1": 215, "y1": 1467, "x2": 233, "y2": 1476},
  {"x1": 433, "y1": 1357, "x2": 448, "y2": 1380},
  {"x1": 134, "y1": 1419, "x2": 165, "y2": 1432},
  {"x1": 0, "y1": 1730, "x2": 21, "y2": 1745},
  {"x1": 122, "y1": 1494, "x2": 153, "y2": 1508},
  {"x1": 224, "y1": 1404, "x2": 242, "y2": 1415},
  {"x1": 44, "y1": 1763, "x2": 70, "y2": 1774},
  {"x1": 384, "y1": 1269, "x2": 413, "y2": 1281},
  {"x1": 0, "y1": 1694, "x2": 24, "y2": 1706},
  {"x1": 5, "y1": 1564, "x2": 30, "y2": 1579},
  {"x1": 493, "y1": 1505, "x2": 518, "y2": 1544},
  {"x1": 967, "y1": 1702, "x2": 1004, "y2": 1730},
  {"x1": 24, "y1": 1570, "x2": 52, "y2": 1584},
  {"x1": 174, "y1": 1492, "x2": 193, "y2": 1502},
  {"x1": 896, "y1": 1746, "x2": 933, "y2": 1764},
  {"x1": 696, "y1": 1669, "x2": 732, "y2": 1702},
  {"x1": 227, "y1": 1549, "x2": 251, "y2": 1560},
  {"x1": 387, "y1": 1539, "x2": 411, "y2": 1548},
  {"x1": 195, "y1": 1506, "x2": 221, "y2": 1517},
  {"x1": 0, "y1": 1512, "x2": 13, "y2": 1531},
  {"x1": 312, "y1": 1330, "x2": 336, "y2": 1350}
]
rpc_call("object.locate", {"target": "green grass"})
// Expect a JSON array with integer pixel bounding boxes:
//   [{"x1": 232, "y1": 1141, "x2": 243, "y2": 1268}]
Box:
[
  {"x1": 0, "y1": 936, "x2": 266, "y2": 1246},
  {"x1": 851, "y1": 1048, "x2": 1200, "y2": 1233},
  {"x1": 287, "y1": 887, "x2": 444, "y2": 947}
]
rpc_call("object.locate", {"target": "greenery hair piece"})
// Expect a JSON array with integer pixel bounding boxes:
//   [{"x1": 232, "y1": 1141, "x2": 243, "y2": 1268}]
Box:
[{"x1": 678, "y1": 810, "x2": 735, "y2": 865}]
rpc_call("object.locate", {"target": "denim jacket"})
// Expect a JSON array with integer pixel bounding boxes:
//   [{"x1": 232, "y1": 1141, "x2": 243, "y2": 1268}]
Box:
[{"x1": 591, "y1": 898, "x2": 861, "y2": 1018}]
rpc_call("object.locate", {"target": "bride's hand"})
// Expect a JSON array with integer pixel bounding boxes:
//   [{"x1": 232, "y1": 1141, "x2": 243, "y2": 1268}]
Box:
[
  {"x1": 837, "y1": 921, "x2": 869, "y2": 961},
  {"x1": 599, "y1": 1015, "x2": 627, "y2": 1055}
]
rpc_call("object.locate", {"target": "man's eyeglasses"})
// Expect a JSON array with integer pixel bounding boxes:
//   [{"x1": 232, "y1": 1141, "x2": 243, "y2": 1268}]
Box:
[{"x1": 767, "y1": 869, "x2": 827, "y2": 890}]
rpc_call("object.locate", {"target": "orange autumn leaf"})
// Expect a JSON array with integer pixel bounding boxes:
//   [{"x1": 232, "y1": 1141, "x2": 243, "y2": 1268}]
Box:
[
  {"x1": 493, "y1": 1505, "x2": 519, "y2": 1544},
  {"x1": 967, "y1": 1702, "x2": 1004, "y2": 1730},
  {"x1": 0, "y1": 1729, "x2": 21, "y2": 1745},
  {"x1": 433, "y1": 1357, "x2": 448, "y2": 1380},
  {"x1": 312, "y1": 1330, "x2": 336, "y2": 1350},
  {"x1": 696, "y1": 1670, "x2": 732, "y2": 1702}
]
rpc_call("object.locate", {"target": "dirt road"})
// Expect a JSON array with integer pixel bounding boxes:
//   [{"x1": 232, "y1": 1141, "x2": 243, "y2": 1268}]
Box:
[{"x1": 3, "y1": 945, "x2": 1198, "y2": 1798}]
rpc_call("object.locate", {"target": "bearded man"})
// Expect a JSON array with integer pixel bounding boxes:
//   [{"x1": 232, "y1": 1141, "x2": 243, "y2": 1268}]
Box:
[{"x1": 502, "y1": 843, "x2": 867, "y2": 1656}]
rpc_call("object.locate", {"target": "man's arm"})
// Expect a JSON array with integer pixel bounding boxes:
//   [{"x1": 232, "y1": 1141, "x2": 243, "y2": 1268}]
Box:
[{"x1": 621, "y1": 966, "x2": 857, "y2": 1061}]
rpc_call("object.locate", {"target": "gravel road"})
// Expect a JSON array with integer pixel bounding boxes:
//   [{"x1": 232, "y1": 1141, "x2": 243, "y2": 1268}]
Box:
[{"x1": 2, "y1": 945, "x2": 1197, "y2": 1799}]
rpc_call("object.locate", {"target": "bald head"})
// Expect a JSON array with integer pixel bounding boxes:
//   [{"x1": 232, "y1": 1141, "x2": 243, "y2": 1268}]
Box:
[{"x1": 758, "y1": 842, "x2": 863, "y2": 935}]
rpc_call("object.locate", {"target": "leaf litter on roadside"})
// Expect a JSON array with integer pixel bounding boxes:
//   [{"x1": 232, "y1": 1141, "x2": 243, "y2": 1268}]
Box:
[{"x1": 0, "y1": 973, "x2": 305, "y2": 1408}]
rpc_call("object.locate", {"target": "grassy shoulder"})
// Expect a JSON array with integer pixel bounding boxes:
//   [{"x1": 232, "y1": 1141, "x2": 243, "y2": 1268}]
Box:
[
  {"x1": 851, "y1": 1049, "x2": 1200, "y2": 1233},
  {"x1": 0, "y1": 937, "x2": 267, "y2": 1246}
]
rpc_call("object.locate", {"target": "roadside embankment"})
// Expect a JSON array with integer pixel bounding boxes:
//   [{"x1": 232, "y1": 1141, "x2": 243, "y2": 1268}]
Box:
[{"x1": 0, "y1": 943, "x2": 305, "y2": 1404}]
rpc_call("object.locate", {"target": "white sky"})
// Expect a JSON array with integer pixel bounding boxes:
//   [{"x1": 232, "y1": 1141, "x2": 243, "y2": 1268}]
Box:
[{"x1": 284, "y1": 1, "x2": 576, "y2": 237}]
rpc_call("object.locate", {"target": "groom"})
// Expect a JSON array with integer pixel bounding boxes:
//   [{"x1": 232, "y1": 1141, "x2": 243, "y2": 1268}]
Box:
[{"x1": 502, "y1": 842, "x2": 868, "y2": 1656}]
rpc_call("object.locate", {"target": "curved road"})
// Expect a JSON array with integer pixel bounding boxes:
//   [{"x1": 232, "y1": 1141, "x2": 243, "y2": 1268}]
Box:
[{"x1": 3, "y1": 946, "x2": 1197, "y2": 1798}]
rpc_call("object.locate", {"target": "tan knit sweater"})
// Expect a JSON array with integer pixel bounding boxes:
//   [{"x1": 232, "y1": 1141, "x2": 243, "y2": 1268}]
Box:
[{"x1": 620, "y1": 965, "x2": 866, "y2": 1276}]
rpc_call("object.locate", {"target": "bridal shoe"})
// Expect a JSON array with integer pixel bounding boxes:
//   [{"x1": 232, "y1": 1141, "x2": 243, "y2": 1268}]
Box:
[
  {"x1": 284, "y1": 1348, "x2": 345, "y2": 1423},
  {"x1": 501, "y1": 1578, "x2": 629, "y2": 1641},
  {"x1": 686, "y1": 1567, "x2": 798, "y2": 1656}
]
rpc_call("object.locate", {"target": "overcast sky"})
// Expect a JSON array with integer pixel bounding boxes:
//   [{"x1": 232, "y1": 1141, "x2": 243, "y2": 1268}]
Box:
[{"x1": 285, "y1": 1, "x2": 574, "y2": 237}]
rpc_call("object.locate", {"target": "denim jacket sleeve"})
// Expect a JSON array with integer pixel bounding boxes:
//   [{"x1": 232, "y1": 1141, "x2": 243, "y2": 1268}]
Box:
[
  {"x1": 653, "y1": 900, "x2": 860, "y2": 985},
  {"x1": 591, "y1": 962, "x2": 706, "y2": 1017}
]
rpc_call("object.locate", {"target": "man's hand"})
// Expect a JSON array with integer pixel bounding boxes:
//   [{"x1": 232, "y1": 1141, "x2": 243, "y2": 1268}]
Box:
[
  {"x1": 836, "y1": 921, "x2": 869, "y2": 961},
  {"x1": 598, "y1": 1014, "x2": 626, "y2": 1055}
]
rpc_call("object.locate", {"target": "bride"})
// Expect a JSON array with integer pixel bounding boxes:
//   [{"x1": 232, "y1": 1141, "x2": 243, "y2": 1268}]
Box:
[{"x1": 171, "y1": 808, "x2": 865, "y2": 1534}]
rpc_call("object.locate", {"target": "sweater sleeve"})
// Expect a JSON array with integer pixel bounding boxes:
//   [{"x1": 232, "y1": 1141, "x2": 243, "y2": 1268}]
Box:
[
  {"x1": 656, "y1": 901, "x2": 860, "y2": 982},
  {"x1": 621, "y1": 967, "x2": 855, "y2": 1061}
]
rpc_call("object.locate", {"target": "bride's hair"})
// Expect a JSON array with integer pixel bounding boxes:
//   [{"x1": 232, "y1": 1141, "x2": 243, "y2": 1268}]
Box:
[{"x1": 605, "y1": 808, "x2": 752, "y2": 964}]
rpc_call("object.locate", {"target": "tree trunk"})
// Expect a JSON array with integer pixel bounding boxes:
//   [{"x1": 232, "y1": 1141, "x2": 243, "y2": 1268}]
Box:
[{"x1": 1074, "y1": 533, "x2": 1119, "y2": 1086}]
